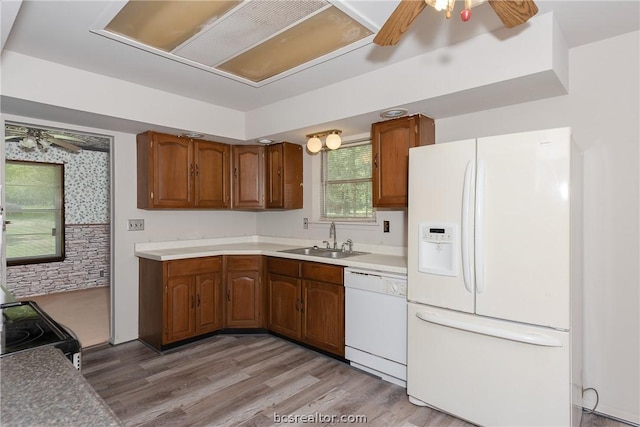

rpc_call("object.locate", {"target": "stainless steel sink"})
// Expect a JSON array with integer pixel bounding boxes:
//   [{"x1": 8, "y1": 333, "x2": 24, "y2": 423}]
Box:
[{"x1": 279, "y1": 246, "x2": 369, "y2": 259}]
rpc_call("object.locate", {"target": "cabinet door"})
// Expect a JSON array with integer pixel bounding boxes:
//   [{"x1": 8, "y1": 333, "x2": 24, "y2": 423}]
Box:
[
  {"x1": 195, "y1": 271, "x2": 223, "y2": 334},
  {"x1": 301, "y1": 279, "x2": 344, "y2": 356},
  {"x1": 372, "y1": 115, "x2": 434, "y2": 207},
  {"x1": 267, "y1": 273, "x2": 300, "y2": 339},
  {"x1": 194, "y1": 141, "x2": 230, "y2": 208},
  {"x1": 165, "y1": 277, "x2": 195, "y2": 343},
  {"x1": 226, "y1": 271, "x2": 261, "y2": 328},
  {"x1": 266, "y1": 144, "x2": 284, "y2": 208},
  {"x1": 266, "y1": 142, "x2": 303, "y2": 209},
  {"x1": 152, "y1": 134, "x2": 194, "y2": 208},
  {"x1": 232, "y1": 145, "x2": 264, "y2": 209}
]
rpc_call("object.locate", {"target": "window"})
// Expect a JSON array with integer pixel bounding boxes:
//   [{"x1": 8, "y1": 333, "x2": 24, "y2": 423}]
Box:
[
  {"x1": 5, "y1": 161, "x2": 65, "y2": 265},
  {"x1": 321, "y1": 141, "x2": 374, "y2": 221}
]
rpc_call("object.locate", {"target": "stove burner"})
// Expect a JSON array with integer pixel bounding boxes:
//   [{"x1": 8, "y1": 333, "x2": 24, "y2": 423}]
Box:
[
  {"x1": 1, "y1": 301, "x2": 81, "y2": 366},
  {"x1": 4, "y1": 324, "x2": 46, "y2": 349}
]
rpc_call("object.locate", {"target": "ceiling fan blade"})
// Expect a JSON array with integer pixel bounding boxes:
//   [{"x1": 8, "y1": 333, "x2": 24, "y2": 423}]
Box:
[
  {"x1": 488, "y1": 0, "x2": 538, "y2": 28},
  {"x1": 5, "y1": 135, "x2": 24, "y2": 140},
  {"x1": 50, "y1": 138, "x2": 82, "y2": 153},
  {"x1": 374, "y1": 0, "x2": 427, "y2": 46},
  {"x1": 47, "y1": 133, "x2": 84, "y2": 142}
]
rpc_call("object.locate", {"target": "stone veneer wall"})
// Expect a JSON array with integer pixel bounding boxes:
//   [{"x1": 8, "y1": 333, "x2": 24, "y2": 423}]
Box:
[{"x1": 7, "y1": 224, "x2": 110, "y2": 298}]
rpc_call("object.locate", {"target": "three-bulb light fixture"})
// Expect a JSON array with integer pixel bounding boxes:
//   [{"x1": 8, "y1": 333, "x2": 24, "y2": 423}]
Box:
[{"x1": 306, "y1": 129, "x2": 342, "y2": 154}]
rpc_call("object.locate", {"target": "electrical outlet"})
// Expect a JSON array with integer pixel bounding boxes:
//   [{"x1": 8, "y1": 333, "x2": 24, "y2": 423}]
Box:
[
  {"x1": 127, "y1": 219, "x2": 145, "y2": 231},
  {"x1": 383, "y1": 220, "x2": 390, "y2": 233},
  {"x1": 303, "y1": 218, "x2": 309, "y2": 229}
]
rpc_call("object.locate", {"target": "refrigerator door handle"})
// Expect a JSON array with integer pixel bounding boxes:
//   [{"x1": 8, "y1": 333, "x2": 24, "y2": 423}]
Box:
[
  {"x1": 461, "y1": 160, "x2": 474, "y2": 293},
  {"x1": 475, "y1": 160, "x2": 486, "y2": 294},
  {"x1": 415, "y1": 311, "x2": 563, "y2": 347}
]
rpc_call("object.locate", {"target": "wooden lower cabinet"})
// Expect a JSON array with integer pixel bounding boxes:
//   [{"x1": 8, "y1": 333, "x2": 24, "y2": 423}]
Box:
[
  {"x1": 267, "y1": 273, "x2": 301, "y2": 339},
  {"x1": 224, "y1": 256, "x2": 263, "y2": 328},
  {"x1": 301, "y1": 279, "x2": 344, "y2": 356},
  {"x1": 139, "y1": 256, "x2": 223, "y2": 350},
  {"x1": 139, "y1": 255, "x2": 343, "y2": 356},
  {"x1": 267, "y1": 257, "x2": 344, "y2": 357}
]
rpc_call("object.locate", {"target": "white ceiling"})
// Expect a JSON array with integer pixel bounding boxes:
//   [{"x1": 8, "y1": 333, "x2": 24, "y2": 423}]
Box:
[{"x1": 1, "y1": 0, "x2": 639, "y2": 141}]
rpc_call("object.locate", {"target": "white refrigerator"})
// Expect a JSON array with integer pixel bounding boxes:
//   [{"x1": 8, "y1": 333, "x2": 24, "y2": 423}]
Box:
[{"x1": 407, "y1": 127, "x2": 583, "y2": 426}]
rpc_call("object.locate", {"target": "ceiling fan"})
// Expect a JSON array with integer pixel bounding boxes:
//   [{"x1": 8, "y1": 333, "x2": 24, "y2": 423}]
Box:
[
  {"x1": 5, "y1": 126, "x2": 82, "y2": 153},
  {"x1": 373, "y1": 0, "x2": 539, "y2": 46}
]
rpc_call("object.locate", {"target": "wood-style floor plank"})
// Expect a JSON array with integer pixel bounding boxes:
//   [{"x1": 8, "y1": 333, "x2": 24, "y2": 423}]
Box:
[{"x1": 82, "y1": 335, "x2": 628, "y2": 427}]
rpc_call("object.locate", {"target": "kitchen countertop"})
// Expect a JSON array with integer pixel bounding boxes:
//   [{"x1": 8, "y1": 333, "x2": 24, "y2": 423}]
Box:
[
  {"x1": 135, "y1": 238, "x2": 407, "y2": 274},
  {"x1": 0, "y1": 347, "x2": 121, "y2": 426}
]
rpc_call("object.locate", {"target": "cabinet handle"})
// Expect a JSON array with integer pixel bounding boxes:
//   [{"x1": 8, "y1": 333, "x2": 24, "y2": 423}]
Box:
[
  {"x1": 234, "y1": 167, "x2": 238, "y2": 178},
  {"x1": 227, "y1": 289, "x2": 231, "y2": 302},
  {"x1": 190, "y1": 164, "x2": 195, "y2": 176},
  {"x1": 300, "y1": 298, "x2": 305, "y2": 313},
  {"x1": 197, "y1": 294, "x2": 201, "y2": 307},
  {"x1": 195, "y1": 164, "x2": 200, "y2": 177},
  {"x1": 373, "y1": 153, "x2": 378, "y2": 168},
  {"x1": 277, "y1": 167, "x2": 281, "y2": 176},
  {"x1": 294, "y1": 299, "x2": 300, "y2": 311},
  {"x1": 191, "y1": 295, "x2": 195, "y2": 309}
]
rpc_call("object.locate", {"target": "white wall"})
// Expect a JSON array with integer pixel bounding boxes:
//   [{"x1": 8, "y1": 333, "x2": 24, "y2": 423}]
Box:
[{"x1": 1, "y1": 29, "x2": 637, "y2": 425}]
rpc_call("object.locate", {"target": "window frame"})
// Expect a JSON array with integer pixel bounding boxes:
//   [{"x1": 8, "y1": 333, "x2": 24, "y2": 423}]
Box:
[
  {"x1": 319, "y1": 140, "x2": 375, "y2": 223},
  {"x1": 5, "y1": 160, "x2": 66, "y2": 266}
]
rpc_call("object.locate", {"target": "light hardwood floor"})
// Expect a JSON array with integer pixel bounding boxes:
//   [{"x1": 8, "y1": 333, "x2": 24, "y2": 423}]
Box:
[
  {"x1": 20, "y1": 286, "x2": 110, "y2": 348},
  {"x1": 82, "y1": 335, "x2": 627, "y2": 427}
]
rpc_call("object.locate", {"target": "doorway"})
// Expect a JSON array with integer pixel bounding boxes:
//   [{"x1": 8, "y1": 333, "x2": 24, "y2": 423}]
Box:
[{"x1": 2, "y1": 121, "x2": 112, "y2": 348}]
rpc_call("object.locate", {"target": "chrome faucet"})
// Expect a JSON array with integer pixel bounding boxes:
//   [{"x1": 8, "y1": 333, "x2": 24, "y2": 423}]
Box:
[
  {"x1": 329, "y1": 221, "x2": 337, "y2": 249},
  {"x1": 341, "y1": 238, "x2": 353, "y2": 253}
]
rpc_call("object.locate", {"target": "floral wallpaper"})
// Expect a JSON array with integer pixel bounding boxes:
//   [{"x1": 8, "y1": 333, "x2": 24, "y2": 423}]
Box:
[{"x1": 5, "y1": 140, "x2": 110, "y2": 224}]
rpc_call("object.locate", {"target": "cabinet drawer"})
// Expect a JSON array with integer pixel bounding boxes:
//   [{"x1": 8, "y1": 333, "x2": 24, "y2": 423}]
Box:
[
  {"x1": 167, "y1": 257, "x2": 221, "y2": 277},
  {"x1": 226, "y1": 255, "x2": 261, "y2": 271},
  {"x1": 302, "y1": 262, "x2": 343, "y2": 285},
  {"x1": 268, "y1": 257, "x2": 300, "y2": 277}
]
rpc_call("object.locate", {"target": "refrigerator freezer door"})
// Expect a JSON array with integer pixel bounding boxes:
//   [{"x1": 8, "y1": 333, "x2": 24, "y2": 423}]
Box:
[
  {"x1": 408, "y1": 140, "x2": 476, "y2": 313},
  {"x1": 407, "y1": 303, "x2": 575, "y2": 427},
  {"x1": 475, "y1": 128, "x2": 571, "y2": 329}
]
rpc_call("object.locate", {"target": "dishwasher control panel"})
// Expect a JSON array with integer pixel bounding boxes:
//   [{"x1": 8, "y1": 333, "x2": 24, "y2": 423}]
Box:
[
  {"x1": 344, "y1": 268, "x2": 407, "y2": 297},
  {"x1": 383, "y1": 278, "x2": 407, "y2": 296}
]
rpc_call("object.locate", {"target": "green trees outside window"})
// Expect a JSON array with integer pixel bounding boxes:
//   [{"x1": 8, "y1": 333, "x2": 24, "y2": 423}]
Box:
[{"x1": 5, "y1": 160, "x2": 65, "y2": 265}]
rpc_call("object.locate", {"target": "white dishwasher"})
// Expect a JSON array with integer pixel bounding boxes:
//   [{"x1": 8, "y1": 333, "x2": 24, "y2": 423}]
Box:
[{"x1": 344, "y1": 267, "x2": 407, "y2": 387}]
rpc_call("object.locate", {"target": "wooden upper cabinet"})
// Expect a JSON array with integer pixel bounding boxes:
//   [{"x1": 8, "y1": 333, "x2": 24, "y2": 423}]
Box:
[
  {"x1": 137, "y1": 132, "x2": 302, "y2": 211},
  {"x1": 232, "y1": 145, "x2": 265, "y2": 209},
  {"x1": 138, "y1": 131, "x2": 193, "y2": 208},
  {"x1": 137, "y1": 131, "x2": 229, "y2": 209},
  {"x1": 371, "y1": 114, "x2": 435, "y2": 207},
  {"x1": 193, "y1": 140, "x2": 230, "y2": 208},
  {"x1": 266, "y1": 142, "x2": 303, "y2": 209}
]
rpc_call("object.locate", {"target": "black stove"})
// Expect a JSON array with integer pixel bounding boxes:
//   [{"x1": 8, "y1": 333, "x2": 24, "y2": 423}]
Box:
[{"x1": 1, "y1": 301, "x2": 82, "y2": 369}]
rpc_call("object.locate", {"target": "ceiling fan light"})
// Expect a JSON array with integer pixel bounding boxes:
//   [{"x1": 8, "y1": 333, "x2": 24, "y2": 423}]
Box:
[
  {"x1": 19, "y1": 137, "x2": 37, "y2": 149},
  {"x1": 307, "y1": 136, "x2": 322, "y2": 153},
  {"x1": 427, "y1": 0, "x2": 455, "y2": 12},
  {"x1": 325, "y1": 132, "x2": 342, "y2": 150}
]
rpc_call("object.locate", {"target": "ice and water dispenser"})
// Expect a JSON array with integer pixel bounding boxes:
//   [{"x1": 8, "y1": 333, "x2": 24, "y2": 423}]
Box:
[{"x1": 418, "y1": 223, "x2": 457, "y2": 277}]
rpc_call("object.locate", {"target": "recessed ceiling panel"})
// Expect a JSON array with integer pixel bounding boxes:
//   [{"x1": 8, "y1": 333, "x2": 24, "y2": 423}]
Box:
[
  {"x1": 105, "y1": 0, "x2": 241, "y2": 51},
  {"x1": 100, "y1": 0, "x2": 376, "y2": 86},
  {"x1": 174, "y1": 0, "x2": 328, "y2": 67},
  {"x1": 218, "y1": 6, "x2": 373, "y2": 82}
]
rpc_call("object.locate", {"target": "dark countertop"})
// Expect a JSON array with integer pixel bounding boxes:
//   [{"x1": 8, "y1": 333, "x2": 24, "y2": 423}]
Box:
[{"x1": 1, "y1": 346, "x2": 121, "y2": 426}]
